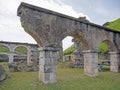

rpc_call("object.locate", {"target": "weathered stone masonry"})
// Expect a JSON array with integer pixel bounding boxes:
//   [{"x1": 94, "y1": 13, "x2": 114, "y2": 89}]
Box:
[
  {"x1": 17, "y1": 2, "x2": 120, "y2": 84},
  {"x1": 0, "y1": 41, "x2": 38, "y2": 63}
]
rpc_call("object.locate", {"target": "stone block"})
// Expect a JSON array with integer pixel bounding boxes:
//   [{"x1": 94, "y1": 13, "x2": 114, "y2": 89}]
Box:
[
  {"x1": 110, "y1": 66, "x2": 119, "y2": 72},
  {"x1": 0, "y1": 65, "x2": 7, "y2": 81},
  {"x1": 39, "y1": 72, "x2": 57, "y2": 84},
  {"x1": 39, "y1": 65, "x2": 57, "y2": 73},
  {"x1": 83, "y1": 50, "x2": 98, "y2": 77},
  {"x1": 44, "y1": 72, "x2": 57, "y2": 84},
  {"x1": 39, "y1": 57, "x2": 57, "y2": 65},
  {"x1": 109, "y1": 52, "x2": 120, "y2": 73},
  {"x1": 39, "y1": 51, "x2": 45, "y2": 58}
]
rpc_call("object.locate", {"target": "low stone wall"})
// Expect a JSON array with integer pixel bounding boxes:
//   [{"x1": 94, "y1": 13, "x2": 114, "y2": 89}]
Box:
[{"x1": 8, "y1": 62, "x2": 38, "y2": 72}]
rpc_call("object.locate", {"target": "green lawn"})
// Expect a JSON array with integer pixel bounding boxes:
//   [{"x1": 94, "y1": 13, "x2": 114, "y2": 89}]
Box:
[{"x1": 0, "y1": 62, "x2": 120, "y2": 90}]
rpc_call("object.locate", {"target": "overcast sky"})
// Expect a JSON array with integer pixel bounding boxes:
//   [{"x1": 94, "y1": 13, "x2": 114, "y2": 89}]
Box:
[{"x1": 0, "y1": 0, "x2": 120, "y2": 50}]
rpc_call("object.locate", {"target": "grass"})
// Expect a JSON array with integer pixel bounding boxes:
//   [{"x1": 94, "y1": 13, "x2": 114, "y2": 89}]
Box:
[
  {"x1": 0, "y1": 62, "x2": 120, "y2": 90},
  {"x1": 106, "y1": 18, "x2": 120, "y2": 32}
]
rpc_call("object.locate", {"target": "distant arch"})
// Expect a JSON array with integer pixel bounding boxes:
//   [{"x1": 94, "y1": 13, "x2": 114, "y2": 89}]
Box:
[
  {"x1": 0, "y1": 45, "x2": 10, "y2": 53},
  {"x1": 101, "y1": 40, "x2": 116, "y2": 52},
  {"x1": 14, "y1": 45, "x2": 29, "y2": 53}
]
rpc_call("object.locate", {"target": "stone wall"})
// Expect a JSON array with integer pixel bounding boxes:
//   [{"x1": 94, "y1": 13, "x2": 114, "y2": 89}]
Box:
[{"x1": 17, "y1": 2, "x2": 120, "y2": 84}]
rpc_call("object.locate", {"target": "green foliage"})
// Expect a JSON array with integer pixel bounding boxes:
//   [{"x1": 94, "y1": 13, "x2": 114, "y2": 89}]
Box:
[
  {"x1": 0, "y1": 45, "x2": 9, "y2": 53},
  {"x1": 15, "y1": 46, "x2": 27, "y2": 54},
  {"x1": 98, "y1": 42, "x2": 108, "y2": 53},
  {"x1": 0, "y1": 62, "x2": 120, "y2": 90},
  {"x1": 103, "y1": 22, "x2": 110, "y2": 27},
  {"x1": 63, "y1": 45, "x2": 75, "y2": 55},
  {"x1": 105, "y1": 18, "x2": 120, "y2": 32}
]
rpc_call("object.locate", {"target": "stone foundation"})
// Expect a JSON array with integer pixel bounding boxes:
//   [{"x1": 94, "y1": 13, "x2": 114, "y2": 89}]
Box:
[
  {"x1": 0, "y1": 65, "x2": 7, "y2": 81},
  {"x1": 8, "y1": 61, "x2": 38, "y2": 72}
]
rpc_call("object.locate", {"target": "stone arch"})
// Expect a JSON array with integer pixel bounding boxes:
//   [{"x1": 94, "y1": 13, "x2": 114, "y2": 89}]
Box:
[
  {"x1": 99, "y1": 40, "x2": 116, "y2": 52},
  {"x1": 65, "y1": 31, "x2": 89, "y2": 50},
  {"x1": 14, "y1": 45, "x2": 28, "y2": 55},
  {"x1": 0, "y1": 44, "x2": 10, "y2": 53},
  {"x1": 0, "y1": 45, "x2": 10, "y2": 62},
  {"x1": 97, "y1": 40, "x2": 119, "y2": 72},
  {"x1": 14, "y1": 45, "x2": 31, "y2": 63}
]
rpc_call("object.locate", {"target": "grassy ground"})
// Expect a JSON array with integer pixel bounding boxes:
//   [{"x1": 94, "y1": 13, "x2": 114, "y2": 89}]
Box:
[{"x1": 0, "y1": 62, "x2": 120, "y2": 90}]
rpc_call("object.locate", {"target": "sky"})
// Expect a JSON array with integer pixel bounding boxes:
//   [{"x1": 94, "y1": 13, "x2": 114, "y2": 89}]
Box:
[{"x1": 0, "y1": 0, "x2": 120, "y2": 50}]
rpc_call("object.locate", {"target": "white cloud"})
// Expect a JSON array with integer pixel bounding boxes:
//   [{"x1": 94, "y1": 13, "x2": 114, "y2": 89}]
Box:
[
  {"x1": 0, "y1": 0, "x2": 89, "y2": 49},
  {"x1": 62, "y1": 36, "x2": 73, "y2": 50},
  {"x1": 95, "y1": 7, "x2": 109, "y2": 15}
]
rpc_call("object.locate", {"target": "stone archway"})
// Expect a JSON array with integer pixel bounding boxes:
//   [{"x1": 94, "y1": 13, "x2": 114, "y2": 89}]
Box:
[
  {"x1": 0, "y1": 45, "x2": 10, "y2": 53},
  {"x1": 17, "y1": 2, "x2": 120, "y2": 84},
  {"x1": 0, "y1": 45, "x2": 11, "y2": 63},
  {"x1": 0, "y1": 45, "x2": 10, "y2": 62},
  {"x1": 14, "y1": 45, "x2": 32, "y2": 63},
  {"x1": 98, "y1": 40, "x2": 119, "y2": 72}
]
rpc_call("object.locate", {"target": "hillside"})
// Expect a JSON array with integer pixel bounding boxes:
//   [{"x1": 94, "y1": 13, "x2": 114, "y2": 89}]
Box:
[
  {"x1": 103, "y1": 18, "x2": 120, "y2": 31},
  {"x1": 63, "y1": 45, "x2": 74, "y2": 55}
]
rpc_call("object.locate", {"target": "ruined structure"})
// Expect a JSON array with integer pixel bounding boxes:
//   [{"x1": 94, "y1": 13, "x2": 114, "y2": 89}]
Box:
[
  {"x1": 17, "y1": 2, "x2": 120, "y2": 84},
  {"x1": 0, "y1": 65, "x2": 7, "y2": 81},
  {"x1": 0, "y1": 41, "x2": 39, "y2": 63}
]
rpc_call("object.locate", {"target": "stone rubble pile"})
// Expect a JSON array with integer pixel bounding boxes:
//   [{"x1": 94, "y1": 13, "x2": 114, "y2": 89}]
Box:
[{"x1": 0, "y1": 65, "x2": 8, "y2": 81}]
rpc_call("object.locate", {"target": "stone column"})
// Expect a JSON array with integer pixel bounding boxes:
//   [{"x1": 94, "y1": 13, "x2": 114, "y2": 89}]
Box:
[
  {"x1": 57, "y1": 42, "x2": 63, "y2": 62},
  {"x1": 9, "y1": 48, "x2": 14, "y2": 63},
  {"x1": 27, "y1": 46, "x2": 32, "y2": 63},
  {"x1": 39, "y1": 47, "x2": 58, "y2": 84},
  {"x1": 8, "y1": 53, "x2": 14, "y2": 63},
  {"x1": 83, "y1": 50, "x2": 98, "y2": 77},
  {"x1": 109, "y1": 52, "x2": 120, "y2": 73}
]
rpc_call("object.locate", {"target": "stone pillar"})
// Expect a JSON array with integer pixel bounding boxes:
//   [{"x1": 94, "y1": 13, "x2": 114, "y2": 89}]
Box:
[
  {"x1": 73, "y1": 38, "x2": 84, "y2": 68},
  {"x1": 83, "y1": 50, "x2": 98, "y2": 77},
  {"x1": 109, "y1": 52, "x2": 120, "y2": 73},
  {"x1": 27, "y1": 46, "x2": 32, "y2": 63},
  {"x1": 57, "y1": 42, "x2": 63, "y2": 62},
  {"x1": 39, "y1": 47, "x2": 58, "y2": 84},
  {"x1": 8, "y1": 53, "x2": 14, "y2": 63},
  {"x1": 9, "y1": 48, "x2": 14, "y2": 63}
]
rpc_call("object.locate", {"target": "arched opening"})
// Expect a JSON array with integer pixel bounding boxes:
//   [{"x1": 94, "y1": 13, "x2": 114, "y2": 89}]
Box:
[
  {"x1": 61, "y1": 31, "x2": 89, "y2": 68},
  {"x1": 62, "y1": 36, "x2": 74, "y2": 62},
  {"x1": 0, "y1": 45, "x2": 10, "y2": 62},
  {"x1": 98, "y1": 40, "x2": 116, "y2": 71},
  {"x1": 0, "y1": 45, "x2": 10, "y2": 53},
  {"x1": 14, "y1": 46, "x2": 28, "y2": 62}
]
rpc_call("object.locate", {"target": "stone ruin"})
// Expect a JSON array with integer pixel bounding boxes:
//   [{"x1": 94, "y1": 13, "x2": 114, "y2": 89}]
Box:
[
  {"x1": 8, "y1": 60, "x2": 38, "y2": 72},
  {"x1": 0, "y1": 65, "x2": 8, "y2": 81},
  {"x1": 17, "y1": 2, "x2": 120, "y2": 84}
]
